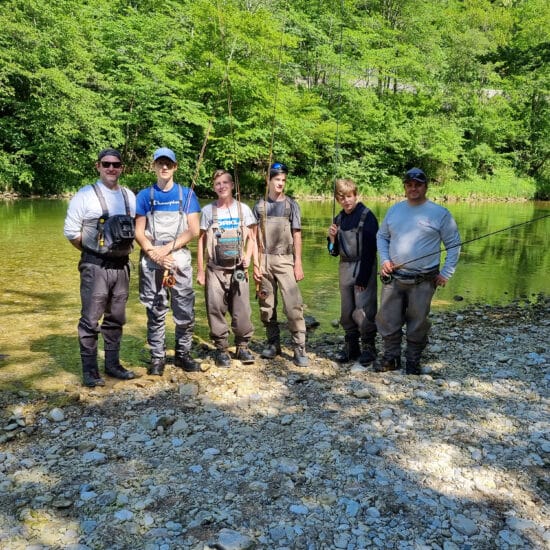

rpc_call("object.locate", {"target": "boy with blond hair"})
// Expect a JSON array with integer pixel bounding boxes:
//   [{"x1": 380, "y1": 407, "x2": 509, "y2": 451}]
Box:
[{"x1": 327, "y1": 179, "x2": 378, "y2": 364}]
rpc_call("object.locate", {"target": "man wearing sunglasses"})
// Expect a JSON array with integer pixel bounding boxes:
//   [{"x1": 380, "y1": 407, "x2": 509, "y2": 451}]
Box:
[
  {"x1": 64, "y1": 148, "x2": 137, "y2": 387},
  {"x1": 375, "y1": 167, "x2": 461, "y2": 375}
]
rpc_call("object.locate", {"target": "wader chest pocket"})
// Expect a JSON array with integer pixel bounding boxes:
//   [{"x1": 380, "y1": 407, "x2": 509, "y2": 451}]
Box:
[{"x1": 214, "y1": 240, "x2": 240, "y2": 267}]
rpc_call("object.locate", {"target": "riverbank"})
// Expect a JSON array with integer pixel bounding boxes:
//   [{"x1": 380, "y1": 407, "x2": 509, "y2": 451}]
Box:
[{"x1": 0, "y1": 297, "x2": 548, "y2": 549}]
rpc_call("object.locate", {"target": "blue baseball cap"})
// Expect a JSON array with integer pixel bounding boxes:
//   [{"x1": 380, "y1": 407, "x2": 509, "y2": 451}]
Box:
[
  {"x1": 270, "y1": 162, "x2": 288, "y2": 178},
  {"x1": 404, "y1": 168, "x2": 427, "y2": 184},
  {"x1": 153, "y1": 147, "x2": 177, "y2": 163}
]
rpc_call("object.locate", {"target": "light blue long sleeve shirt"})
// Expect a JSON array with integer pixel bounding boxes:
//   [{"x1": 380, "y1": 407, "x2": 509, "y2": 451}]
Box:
[{"x1": 377, "y1": 200, "x2": 461, "y2": 279}]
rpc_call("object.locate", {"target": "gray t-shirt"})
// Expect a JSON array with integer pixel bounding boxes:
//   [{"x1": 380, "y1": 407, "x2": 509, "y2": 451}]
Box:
[{"x1": 200, "y1": 200, "x2": 255, "y2": 231}]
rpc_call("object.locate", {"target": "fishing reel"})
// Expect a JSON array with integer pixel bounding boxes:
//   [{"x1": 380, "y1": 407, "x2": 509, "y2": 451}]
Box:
[{"x1": 232, "y1": 266, "x2": 247, "y2": 284}]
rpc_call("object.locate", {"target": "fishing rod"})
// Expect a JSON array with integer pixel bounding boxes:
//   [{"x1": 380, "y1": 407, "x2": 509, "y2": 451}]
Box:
[
  {"x1": 256, "y1": 7, "x2": 287, "y2": 299},
  {"x1": 331, "y1": 0, "x2": 345, "y2": 220},
  {"x1": 385, "y1": 212, "x2": 550, "y2": 274}
]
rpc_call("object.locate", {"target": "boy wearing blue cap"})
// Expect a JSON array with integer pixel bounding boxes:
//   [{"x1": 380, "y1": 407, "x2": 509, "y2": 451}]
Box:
[
  {"x1": 135, "y1": 148, "x2": 201, "y2": 375},
  {"x1": 375, "y1": 168, "x2": 461, "y2": 374}
]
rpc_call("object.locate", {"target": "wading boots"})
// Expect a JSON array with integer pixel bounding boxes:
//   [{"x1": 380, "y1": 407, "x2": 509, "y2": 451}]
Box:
[
  {"x1": 336, "y1": 334, "x2": 360, "y2": 363},
  {"x1": 104, "y1": 350, "x2": 136, "y2": 380}
]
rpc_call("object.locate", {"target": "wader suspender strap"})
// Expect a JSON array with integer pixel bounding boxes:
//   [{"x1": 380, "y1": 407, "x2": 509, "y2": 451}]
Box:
[
  {"x1": 92, "y1": 183, "x2": 131, "y2": 244},
  {"x1": 335, "y1": 207, "x2": 369, "y2": 277},
  {"x1": 148, "y1": 184, "x2": 183, "y2": 243},
  {"x1": 92, "y1": 183, "x2": 131, "y2": 218}
]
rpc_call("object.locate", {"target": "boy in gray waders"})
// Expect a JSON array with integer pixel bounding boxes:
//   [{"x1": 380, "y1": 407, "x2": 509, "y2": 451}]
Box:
[
  {"x1": 134, "y1": 148, "x2": 201, "y2": 375},
  {"x1": 327, "y1": 179, "x2": 379, "y2": 364},
  {"x1": 253, "y1": 162, "x2": 308, "y2": 367}
]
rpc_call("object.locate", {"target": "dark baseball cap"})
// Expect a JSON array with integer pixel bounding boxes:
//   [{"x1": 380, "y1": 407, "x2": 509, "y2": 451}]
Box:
[
  {"x1": 404, "y1": 168, "x2": 427, "y2": 184},
  {"x1": 97, "y1": 148, "x2": 122, "y2": 161}
]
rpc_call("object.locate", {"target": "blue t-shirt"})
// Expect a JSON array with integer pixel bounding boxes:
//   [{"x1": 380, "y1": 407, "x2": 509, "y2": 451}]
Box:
[{"x1": 136, "y1": 183, "x2": 200, "y2": 216}]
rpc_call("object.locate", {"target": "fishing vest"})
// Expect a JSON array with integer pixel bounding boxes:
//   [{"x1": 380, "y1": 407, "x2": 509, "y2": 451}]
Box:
[
  {"x1": 81, "y1": 183, "x2": 134, "y2": 258},
  {"x1": 335, "y1": 206, "x2": 369, "y2": 262},
  {"x1": 257, "y1": 198, "x2": 294, "y2": 255},
  {"x1": 207, "y1": 203, "x2": 243, "y2": 269},
  {"x1": 143, "y1": 184, "x2": 191, "y2": 271}
]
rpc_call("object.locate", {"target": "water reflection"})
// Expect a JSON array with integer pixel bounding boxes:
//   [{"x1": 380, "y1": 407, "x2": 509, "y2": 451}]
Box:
[
  {"x1": 0, "y1": 199, "x2": 548, "y2": 349},
  {"x1": 299, "y1": 200, "x2": 549, "y2": 329}
]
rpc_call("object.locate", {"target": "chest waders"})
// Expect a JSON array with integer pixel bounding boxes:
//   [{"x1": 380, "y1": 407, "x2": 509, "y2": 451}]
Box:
[
  {"x1": 335, "y1": 207, "x2": 369, "y2": 278},
  {"x1": 258, "y1": 199, "x2": 294, "y2": 256},
  {"x1": 147, "y1": 184, "x2": 186, "y2": 287},
  {"x1": 210, "y1": 204, "x2": 247, "y2": 284},
  {"x1": 81, "y1": 184, "x2": 134, "y2": 262}
]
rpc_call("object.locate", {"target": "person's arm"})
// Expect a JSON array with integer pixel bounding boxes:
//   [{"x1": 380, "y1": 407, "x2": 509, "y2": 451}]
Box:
[
  {"x1": 436, "y1": 211, "x2": 461, "y2": 285},
  {"x1": 196, "y1": 229, "x2": 207, "y2": 286},
  {"x1": 251, "y1": 225, "x2": 263, "y2": 283},
  {"x1": 64, "y1": 189, "x2": 88, "y2": 251},
  {"x1": 135, "y1": 215, "x2": 152, "y2": 251},
  {"x1": 69, "y1": 237, "x2": 82, "y2": 251},
  {"x1": 292, "y1": 228, "x2": 304, "y2": 281},
  {"x1": 376, "y1": 214, "x2": 394, "y2": 276},
  {"x1": 243, "y1": 224, "x2": 257, "y2": 269},
  {"x1": 356, "y1": 211, "x2": 378, "y2": 287}
]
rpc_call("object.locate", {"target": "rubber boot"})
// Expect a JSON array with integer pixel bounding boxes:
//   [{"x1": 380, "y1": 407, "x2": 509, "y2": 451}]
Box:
[
  {"x1": 374, "y1": 331, "x2": 402, "y2": 372},
  {"x1": 236, "y1": 345, "x2": 255, "y2": 364},
  {"x1": 405, "y1": 340, "x2": 424, "y2": 375},
  {"x1": 82, "y1": 355, "x2": 105, "y2": 387},
  {"x1": 293, "y1": 345, "x2": 309, "y2": 367},
  {"x1": 105, "y1": 350, "x2": 135, "y2": 380},
  {"x1": 336, "y1": 333, "x2": 360, "y2": 363},
  {"x1": 148, "y1": 356, "x2": 165, "y2": 376},
  {"x1": 359, "y1": 335, "x2": 377, "y2": 365},
  {"x1": 261, "y1": 322, "x2": 281, "y2": 359}
]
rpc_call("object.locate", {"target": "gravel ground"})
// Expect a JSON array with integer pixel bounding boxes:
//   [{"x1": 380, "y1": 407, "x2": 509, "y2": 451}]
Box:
[{"x1": 0, "y1": 297, "x2": 548, "y2": 550}]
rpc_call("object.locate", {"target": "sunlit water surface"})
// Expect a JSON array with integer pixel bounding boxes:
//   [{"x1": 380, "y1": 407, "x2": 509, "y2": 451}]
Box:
[{"x1": 0, "y1": 198, "x2": 548, "y2": 381}]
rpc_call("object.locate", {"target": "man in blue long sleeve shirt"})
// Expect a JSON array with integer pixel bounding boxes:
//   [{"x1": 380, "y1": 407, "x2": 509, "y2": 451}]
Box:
[{"x1": 375, "y1": 168, "x2": 461, "y2": 375}]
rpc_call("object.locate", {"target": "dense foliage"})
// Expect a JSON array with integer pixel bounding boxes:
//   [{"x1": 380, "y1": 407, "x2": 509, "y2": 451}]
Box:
[{"x1": 0, "y1": 0, "x2": 548, "y2": 198}]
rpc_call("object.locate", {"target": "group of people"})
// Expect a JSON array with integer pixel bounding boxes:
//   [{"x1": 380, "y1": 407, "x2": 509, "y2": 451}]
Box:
[
  {"x1": 64, "y1": 148, "x2": 309, "y2": 387},
  {"x1": 328, "y1": 169, "x2": 461, "y2": 375},
  {"x1": 64, "y1": 147, "x2": 460, "y2": 388}
]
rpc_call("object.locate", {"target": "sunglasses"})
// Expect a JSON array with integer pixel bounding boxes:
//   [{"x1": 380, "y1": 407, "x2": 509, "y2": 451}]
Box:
[
  {"x1": 100, "y1": 161, "x2": 123, "y2": 169},
  {"x1": 405, "y1": 181, "x2": 426, "y2": 187}
]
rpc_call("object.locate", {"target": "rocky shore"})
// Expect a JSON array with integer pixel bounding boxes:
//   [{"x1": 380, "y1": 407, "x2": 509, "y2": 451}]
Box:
[{"x1": 0, "y1": 297, "x2": 548, "y2": 550}]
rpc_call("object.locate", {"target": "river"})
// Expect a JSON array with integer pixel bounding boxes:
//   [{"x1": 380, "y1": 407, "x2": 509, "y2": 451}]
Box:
[{"x1": 0, "y1": 198, "x2": 548, "y2": 383}]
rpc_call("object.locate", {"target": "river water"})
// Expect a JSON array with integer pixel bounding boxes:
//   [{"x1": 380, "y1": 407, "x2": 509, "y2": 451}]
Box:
[{"x1": 0, "y1": 198, "x2": 548, "y2": 373}]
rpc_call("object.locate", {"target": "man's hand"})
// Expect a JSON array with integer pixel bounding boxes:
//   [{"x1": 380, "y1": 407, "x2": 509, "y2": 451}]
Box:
[
  {"x1": 434, "y1": 274, "x2": 448, "y2": 287},
  {"x1": 328, "y1": 223, "x2": 338, "y2": 242},
  {"x1": 253, "y1": 265, "x2": 263, "y2": 283},
  {"x1": 294, "y1": 263, "x2": 304, "y2": 282},
  {"x1": 380, "y1": 260, "x2": 395, "y2": 277}
]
